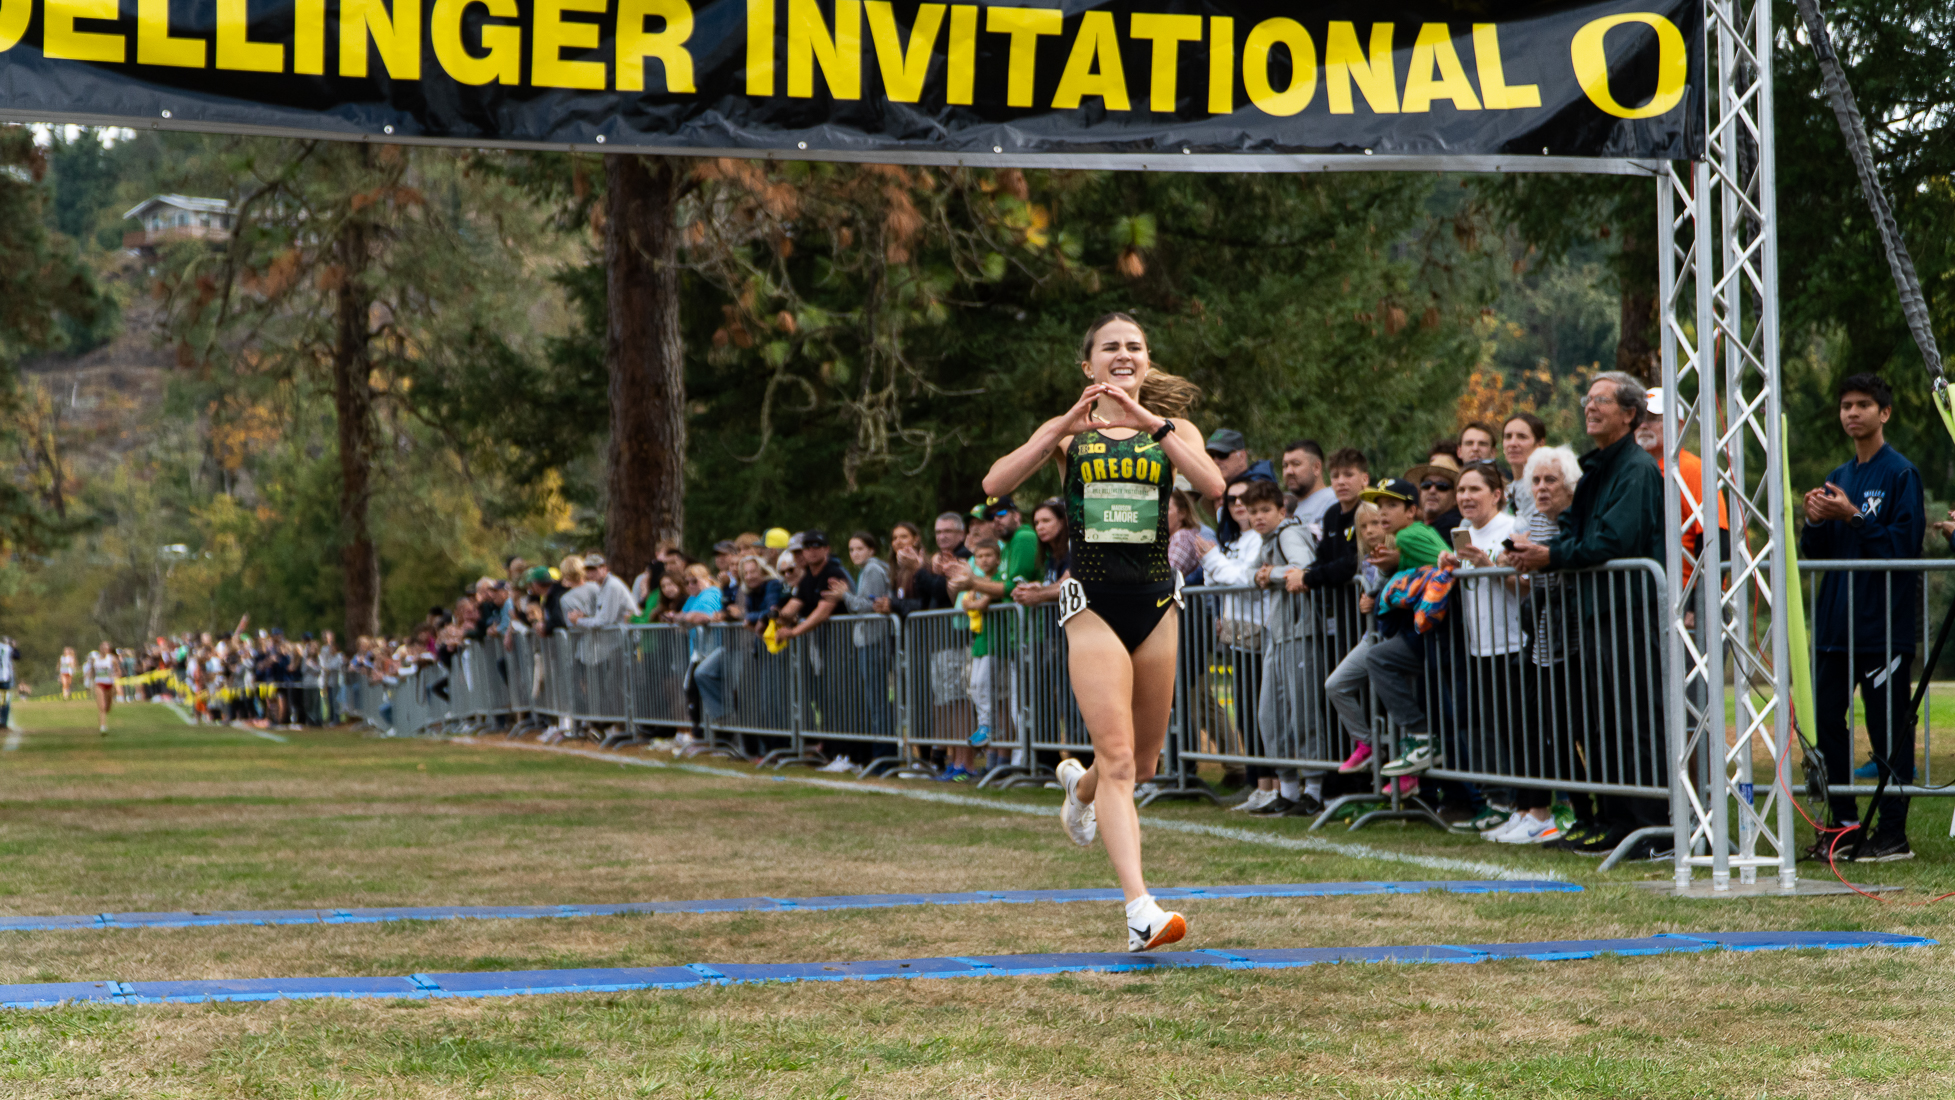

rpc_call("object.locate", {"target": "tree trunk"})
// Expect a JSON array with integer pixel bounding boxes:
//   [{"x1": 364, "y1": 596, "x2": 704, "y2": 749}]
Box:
[
  {"x1": 603, "y1": 154, "x2": 687, "y2": 575},
  {"x1": 1615, "y1": 225, "x2": 1660, "y2": 385},
  {"x1": 335, "y1": 155, "x2": 381, "y2": 640}
]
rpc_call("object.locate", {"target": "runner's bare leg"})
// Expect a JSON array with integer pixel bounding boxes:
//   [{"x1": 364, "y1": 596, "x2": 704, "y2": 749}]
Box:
[{"x1": 1069, "y1": 607, "x2": 1178, "y2": 903}]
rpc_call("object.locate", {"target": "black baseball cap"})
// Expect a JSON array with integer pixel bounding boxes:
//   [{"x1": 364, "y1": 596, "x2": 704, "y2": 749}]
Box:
[
  {"x1": 1359, "y1": 478, "x2": 1418, "y2": 505},
  {"x1": 980, "y1": 494, "x2": 1018, "y2": 519},
  {"x1": 1205, "y1": 428, "x2": 1246, "y2": 457},
  {"x1": 799, "y1": 529, "x2": 830, "y2": 549}
]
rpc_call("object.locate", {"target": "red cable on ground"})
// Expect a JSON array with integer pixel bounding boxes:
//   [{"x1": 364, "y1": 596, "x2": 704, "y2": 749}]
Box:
[{"x1": 1775, "y1": 718, "x2": 1955, "y2": 905}]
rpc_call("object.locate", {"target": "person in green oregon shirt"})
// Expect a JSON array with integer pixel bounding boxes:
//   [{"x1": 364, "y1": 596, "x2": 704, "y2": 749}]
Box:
[{"x1": 945, "y1": 496, "x2": 1041, "y2": 748}]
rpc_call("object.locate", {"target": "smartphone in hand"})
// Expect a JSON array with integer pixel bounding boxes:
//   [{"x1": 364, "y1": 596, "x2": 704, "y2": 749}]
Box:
[{"x1": 1450, "y1": 526, "x2": 1474, "y2": 554}]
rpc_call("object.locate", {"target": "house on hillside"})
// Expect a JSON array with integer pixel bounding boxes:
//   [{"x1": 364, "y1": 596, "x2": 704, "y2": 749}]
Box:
[{"x1": 122, "y1": 195, "x2": 235, "y2": 251}]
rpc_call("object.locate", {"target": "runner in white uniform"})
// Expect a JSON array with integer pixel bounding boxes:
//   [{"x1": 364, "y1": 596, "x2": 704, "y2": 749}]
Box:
[{"x1": 84, "y1": 642, "x2": 118, "y2": 733}]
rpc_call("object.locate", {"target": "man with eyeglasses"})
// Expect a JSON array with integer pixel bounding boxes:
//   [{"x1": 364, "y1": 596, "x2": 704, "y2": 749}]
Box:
[{"x1": 1506, "y1": 371, "x2": 1666, "y2": 859}]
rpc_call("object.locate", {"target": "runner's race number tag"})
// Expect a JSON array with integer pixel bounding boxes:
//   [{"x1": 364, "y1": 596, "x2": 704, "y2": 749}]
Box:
[
  {"x1": 1057, "y1": 579, "x2": 1089, "y2": 626},
  {"x1": 1083, "y1": 483, "x2": 1158, "y2": 543}
]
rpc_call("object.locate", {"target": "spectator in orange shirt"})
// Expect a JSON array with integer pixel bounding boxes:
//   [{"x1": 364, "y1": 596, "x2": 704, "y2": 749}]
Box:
[{"x1": 1638, "y1": 388, "x2": 1730, "y2": 584}]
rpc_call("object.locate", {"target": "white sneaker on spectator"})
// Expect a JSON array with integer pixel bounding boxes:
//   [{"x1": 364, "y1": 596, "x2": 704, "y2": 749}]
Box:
[
  {"x1": 1500, "y1": 814, "x2": 1562, "y2": 844},
  {"x1": 1481, "y1": 811, "x2": 1525, "y2": 841},
  {"x1": 1056, "y1": 758, "x2": 1097, "y2": 846},
  {"x1": 816, "y1": 755, "x2": 856, "y2": 773},
  {"x1": 1228, "y1": 789, "x2": 1275, "y2": 814}
]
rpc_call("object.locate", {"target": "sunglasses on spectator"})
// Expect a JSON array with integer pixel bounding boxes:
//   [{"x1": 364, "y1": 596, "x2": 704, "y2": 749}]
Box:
[{"x1": 1420, "y1": 479, "x2": 1454, "y2": 491}]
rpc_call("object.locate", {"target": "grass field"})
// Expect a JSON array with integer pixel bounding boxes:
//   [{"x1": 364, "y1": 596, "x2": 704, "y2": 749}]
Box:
[{"x1": 5, "y1": 699, "x2": 1955, "y2": 1098}]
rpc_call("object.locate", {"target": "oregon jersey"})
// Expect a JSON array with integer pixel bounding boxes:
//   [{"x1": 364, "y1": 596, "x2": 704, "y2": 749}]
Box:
[{"x1": 1065, "y1": 428, "x2": 1174, "y2": 585}]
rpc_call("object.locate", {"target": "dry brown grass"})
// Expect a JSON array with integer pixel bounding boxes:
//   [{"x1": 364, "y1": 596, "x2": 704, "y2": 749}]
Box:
[{"x1": 5, "y1": 700, "x2": 1955, "y2": 1098}]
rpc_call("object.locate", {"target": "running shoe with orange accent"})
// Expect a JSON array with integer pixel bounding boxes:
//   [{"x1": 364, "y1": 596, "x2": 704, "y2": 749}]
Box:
[{"x1": 1125, "y1": 895, "x2": 1187, "y2": 952}]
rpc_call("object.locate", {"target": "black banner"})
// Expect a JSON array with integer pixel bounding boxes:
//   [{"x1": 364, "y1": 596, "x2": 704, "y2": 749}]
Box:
[{"x1": 0, "y1": 0, "x2": 1704, "y2": 163}]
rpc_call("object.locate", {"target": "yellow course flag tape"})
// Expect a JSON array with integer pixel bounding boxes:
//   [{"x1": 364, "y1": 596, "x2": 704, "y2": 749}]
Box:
[{"x1": 1781, "y1": 414, "x2": 1816, "y2": 743}]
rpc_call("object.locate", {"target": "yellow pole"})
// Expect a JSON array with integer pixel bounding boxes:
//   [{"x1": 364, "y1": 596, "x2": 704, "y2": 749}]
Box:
[{"x1": 1781, "y1": 414, "x2": 1815, "y2": 739}]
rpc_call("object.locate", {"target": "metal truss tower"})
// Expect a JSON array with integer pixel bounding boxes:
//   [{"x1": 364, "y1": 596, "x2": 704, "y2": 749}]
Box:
[{"x1": 1662, "y1": 0, "x2": 1794, "y2": 889}]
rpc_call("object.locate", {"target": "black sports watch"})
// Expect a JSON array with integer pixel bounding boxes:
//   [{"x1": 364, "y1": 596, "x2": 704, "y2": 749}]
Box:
[
  {"x1": 1848, "y1": 512, "x2": 1866, "y2": 530},
  {"x1": 1150, "y1": 419, "x2": 1175, "y2": 443}
]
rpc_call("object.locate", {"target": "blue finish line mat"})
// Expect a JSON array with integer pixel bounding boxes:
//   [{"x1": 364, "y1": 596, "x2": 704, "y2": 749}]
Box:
[
  {"x1": 0, "y1": 880, "x2": 1578, "y2": 933},
  {"x1": 0, "y1": 931, "x2": 1930, "y2": 1009}
]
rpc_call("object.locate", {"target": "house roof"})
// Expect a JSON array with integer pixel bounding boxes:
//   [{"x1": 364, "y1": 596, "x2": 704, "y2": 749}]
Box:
[{"x1": 122, "y1": 194, "x2": 233, "y2": 221}]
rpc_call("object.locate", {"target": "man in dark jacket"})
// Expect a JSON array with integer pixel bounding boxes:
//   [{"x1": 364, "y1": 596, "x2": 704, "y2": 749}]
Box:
[
  {"x1": 1800, "y1": 373, "x2": 1924, "y2": 862},
  {"x1": 1509, "y1": 371, "x2": 1666, "y2": 856}
]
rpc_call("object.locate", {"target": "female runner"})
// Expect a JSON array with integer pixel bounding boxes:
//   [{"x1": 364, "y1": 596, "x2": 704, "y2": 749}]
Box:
[
  {"x1": 84, "y1": 641, "x2": 118, "y2": 733},
  {"x1": 982, "y1": 313, "x2": 1224, "y2": 951}
]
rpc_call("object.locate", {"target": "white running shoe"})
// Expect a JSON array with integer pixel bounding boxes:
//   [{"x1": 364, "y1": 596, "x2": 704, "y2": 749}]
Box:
[
  {"x1": 1126, "y1": 895, "x2": 1188, "y2": 953},
  {"x1": 1481, "y1": 811, "x2": 1524, "y2": 841},
  {"x1": 1227, "y1": 788, "x2": 1275, "y2": 814},
  {"x1": 1056, "y1": 758, "x2": 1097, "y2": 846},
  {"x1": 816, "y1": 755, "x2": 857, "y2": 774},
  {"x1": 1500, "y1": 814, "x2": 1563, "y2": 844}
]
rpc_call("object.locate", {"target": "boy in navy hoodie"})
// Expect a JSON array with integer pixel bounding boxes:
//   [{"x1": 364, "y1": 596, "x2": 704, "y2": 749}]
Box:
[{"x1": 1801, "y1": 373, "x2": 1924, "y2": 862}]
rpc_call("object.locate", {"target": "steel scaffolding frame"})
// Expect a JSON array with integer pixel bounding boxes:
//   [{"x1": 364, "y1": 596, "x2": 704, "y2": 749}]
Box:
[{"x1": 1661, "y1": 0, "x2": 1793, "y2": 890}]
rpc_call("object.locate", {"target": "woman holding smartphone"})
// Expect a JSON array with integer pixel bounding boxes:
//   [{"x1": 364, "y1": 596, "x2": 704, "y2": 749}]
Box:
[{"x1": 1437, "y1": 461, "x2": 1532, "y2": 839}]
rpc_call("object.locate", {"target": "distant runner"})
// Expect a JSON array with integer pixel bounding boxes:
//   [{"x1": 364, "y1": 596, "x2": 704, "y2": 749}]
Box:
[{"x1": 83, "y1": 641, "x2": 119, "y2": 734}]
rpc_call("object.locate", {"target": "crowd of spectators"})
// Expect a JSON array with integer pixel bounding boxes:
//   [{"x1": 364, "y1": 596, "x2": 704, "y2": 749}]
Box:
[{"x1": 33, "y1": 369, "x2": 1928, "y2": 864}]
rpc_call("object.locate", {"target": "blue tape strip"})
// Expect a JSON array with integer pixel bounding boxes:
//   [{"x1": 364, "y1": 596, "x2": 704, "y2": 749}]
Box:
[
  {"x1": 0, "y1": 931, "x2": 1931, "y2": 1009},
  {"x1": 0, "y1": 882, "x2": 1579, "y2": 934}
]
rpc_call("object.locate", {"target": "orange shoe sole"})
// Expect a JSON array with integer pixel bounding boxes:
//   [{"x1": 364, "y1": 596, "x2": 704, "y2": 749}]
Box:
[{"x1": 1140, "y1": 912, "x2": 1187, "y2": 951}]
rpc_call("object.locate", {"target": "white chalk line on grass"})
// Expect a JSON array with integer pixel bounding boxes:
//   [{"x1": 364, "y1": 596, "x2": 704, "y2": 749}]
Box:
[
  {"x1": 3, "y1": 729, "x2": 20, "y2": 751},
  {"x1": 162, "y1": 701, "x2": 288, "y2": 742},
  {"x1": 455, "y1": 738, "x2": 1554, "y2": 882}
]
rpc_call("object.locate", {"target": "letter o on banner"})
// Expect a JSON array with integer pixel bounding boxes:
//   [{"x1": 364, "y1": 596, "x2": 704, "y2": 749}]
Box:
[
  {"x1": 1244, "y1": 18, "x2": 1316, "y2": 117},
  {"x1": 1570, "y1": 13, "x2": 1687, "y2": 119},
  {"x1": 0, "y1": 0, "x2": 29, "y2": 52}
]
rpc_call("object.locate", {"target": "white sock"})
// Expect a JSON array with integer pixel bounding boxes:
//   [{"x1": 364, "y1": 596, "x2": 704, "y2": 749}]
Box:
[
  {"x1": 1279, "y1": 778, "x2": 1301, "y2": 801},
  {"x1": 1304, "y1": 776, "x2": 1324, "y2": 801},
  {"x1": 1124, "y1": 894, "x2": 1156, "y2": 921}
]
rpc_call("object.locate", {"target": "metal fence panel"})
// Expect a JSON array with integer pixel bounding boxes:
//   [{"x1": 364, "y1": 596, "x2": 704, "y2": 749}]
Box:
[
  {"x1": 1418, "y1": 561, "x2": 1669, "y2": 800},
  {"x1": 712, "y1": 623, "x2": 797, "y2": 739}
]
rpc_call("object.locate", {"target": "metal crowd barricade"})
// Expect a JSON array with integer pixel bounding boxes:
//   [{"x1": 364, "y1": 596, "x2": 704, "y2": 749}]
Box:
[
  {"x1": 897, "y1": 606, "x2": 1005, "y2": 782},
  {"x1": 786, "y1": 612, "x2": 902, "y2": 772},
  {"x1": 615, "y1": 623, "x2": 692, "y2": 749},
  {"x1": 571, "y1": 627, "x2": 633, "y2": 735},
  {"x1": 1800, "y1": 560, "x2": 1955, "y2": 818},
  {"x1": 533, "y1": 630, "x2": 575, "y2": 740},
  {"x1": 1173, "y1": 579, "x2": 1388, "y2": 817},
  {"x1": 988, "y1": 600, "x2": 1086, "y2": 791},
  {"x1": 504, "y1": 632, "x2": 543, "y2": 736},
  {"x1": 1411, "y1": 560, "x2": 1671, "y2": 867},
  {"x1": 709, "y1": 621, "x2": 798, "y2": 756}
]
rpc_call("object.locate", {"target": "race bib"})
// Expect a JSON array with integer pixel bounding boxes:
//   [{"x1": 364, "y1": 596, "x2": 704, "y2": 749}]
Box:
[
  {"x1": 1057, "y1": 578, "x2": 1089, "y2": 625},
  {"x1": 1083, "y1": 482, "x2": 1158, "y2": 544}
]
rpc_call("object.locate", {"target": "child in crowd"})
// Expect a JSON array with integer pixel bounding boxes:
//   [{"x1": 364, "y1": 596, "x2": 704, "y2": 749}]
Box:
[
  {"x1": 1242, "y1": 480, "x2": 1323, "y2": 816},
  {"x1": 949, "y1": 537, "x2": 1001, "y2": 781}
]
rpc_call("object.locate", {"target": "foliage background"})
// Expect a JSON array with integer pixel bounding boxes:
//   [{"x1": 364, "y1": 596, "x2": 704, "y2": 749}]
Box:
[{"x1": 14, "y1": 16, "x2": 1954, "y2": 683}]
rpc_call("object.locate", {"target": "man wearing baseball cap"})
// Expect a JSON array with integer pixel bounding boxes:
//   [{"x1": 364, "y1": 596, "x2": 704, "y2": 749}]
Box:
[
  {"x1": 1205, "y1": 427, "x2": 1275, "y2": 548},
  {"x1": 948, "y1": 495, "x2": 1039, "y2": 606},
  {"x1": 776, "y1": 530, "x2": 854, "y2": 640}
]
